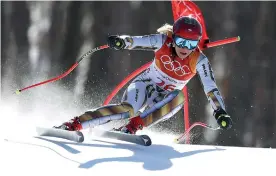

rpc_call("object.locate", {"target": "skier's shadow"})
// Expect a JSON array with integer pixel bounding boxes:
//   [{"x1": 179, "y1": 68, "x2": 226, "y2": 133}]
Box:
[{"x1": 35, "y1": 136, "x2": 225, "y2": 171}]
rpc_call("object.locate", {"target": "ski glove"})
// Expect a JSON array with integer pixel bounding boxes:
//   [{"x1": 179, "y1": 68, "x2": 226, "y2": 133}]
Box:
[
  {"x1": 214, "y1": 108, "x2": 233, "y2": 130},
  {"x1": 107, "y1": 35, "x2": 126, "y2": 50}
]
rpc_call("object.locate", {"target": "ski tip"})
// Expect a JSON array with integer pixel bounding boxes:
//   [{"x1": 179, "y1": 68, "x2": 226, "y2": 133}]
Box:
[
  {"x1": 140, "y1": 135, "x2": 152, "y2": 146},
  {"x1": 76, "y1": 131, "x2": 85, "y2": 143}
]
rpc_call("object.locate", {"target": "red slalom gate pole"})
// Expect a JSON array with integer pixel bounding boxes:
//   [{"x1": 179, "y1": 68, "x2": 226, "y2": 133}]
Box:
[
  {"x1": 182, "y1": 87, "x2": 190, "y2": 144},
  {"x1": 181, "y1": 36, "x2": 240, "y2": 144}
]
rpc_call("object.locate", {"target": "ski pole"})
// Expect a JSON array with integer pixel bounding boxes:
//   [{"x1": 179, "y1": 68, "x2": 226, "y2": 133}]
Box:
[
  {"x1": 174, "y1": 121, "x2": 221, "y2": 144},
  {"x1": 15, "y1": 45, "x2": 109, "y2": 94}
]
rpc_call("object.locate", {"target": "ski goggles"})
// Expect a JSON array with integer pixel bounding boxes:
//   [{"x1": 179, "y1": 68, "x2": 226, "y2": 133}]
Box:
[{"x1": 173, "y1": 35, "x2": 199, "y2": 50}]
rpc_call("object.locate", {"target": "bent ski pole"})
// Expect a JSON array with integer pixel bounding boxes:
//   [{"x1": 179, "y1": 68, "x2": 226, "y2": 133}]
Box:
[
  {"x1": 174, "y1": 121, "x2": 221, "y2": 144},
  {"x1": 16, "y1": 45, "x2": 109, "y2": 94}
]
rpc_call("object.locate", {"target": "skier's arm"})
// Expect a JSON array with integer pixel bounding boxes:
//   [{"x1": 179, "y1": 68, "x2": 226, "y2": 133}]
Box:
[
  {"x1": 107, "y1": 34, "x2": 166, "y2": 51},
  {"x1": 196, "y1": 54, "x2": 233, "y2": 129}
]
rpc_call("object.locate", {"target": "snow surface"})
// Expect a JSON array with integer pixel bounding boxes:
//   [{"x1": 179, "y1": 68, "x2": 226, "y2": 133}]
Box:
[
  {"x1": 2, "y1": 123, "x2": 276, "y2": 176},
  {"x1": 1, "y1": 87, "x2": 276, "y2": 176}
]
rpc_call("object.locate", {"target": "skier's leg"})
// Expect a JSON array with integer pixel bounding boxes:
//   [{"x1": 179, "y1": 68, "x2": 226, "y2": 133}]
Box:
[
  {"x1": 54, "y1": 78, "x2": 148, "y2": 131},
  {"x1": 141, "y1": 89, "x2": 185, "y2": 127},
  {"x1": 121, "y1": 79, "x2": 150, "y2": 116},
  {"x1": 54, "y1": 102, "x2": 135, "y2": 131},
  {"x1": 120, "y1": 89, "x2": 185, "y2": 134},
  {"x1": 80, "y1": 79, "x2": 149, "y2": 130}
]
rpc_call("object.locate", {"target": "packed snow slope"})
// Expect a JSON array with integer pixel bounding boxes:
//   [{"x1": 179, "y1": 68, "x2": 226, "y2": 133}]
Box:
[
  {"x1": 2, "y1": 123, "x2": 276, "y2": 176},
  {"x1": 1, "y1": 86, "x2": 276, "y2": 176}
]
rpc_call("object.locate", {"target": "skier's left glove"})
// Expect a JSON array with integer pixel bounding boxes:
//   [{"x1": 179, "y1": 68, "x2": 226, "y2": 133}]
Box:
[
  {"x1": 107, "y1": 35, "x2": 126, "y2": 50},
  {"x1": 214, "y1": 108, "x2": 233, "y2": 130}
]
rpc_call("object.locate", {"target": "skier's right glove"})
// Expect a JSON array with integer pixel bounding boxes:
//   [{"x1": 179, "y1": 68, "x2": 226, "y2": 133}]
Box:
[
  {"x1": 107, "y1": 35, "x2": 126, "y2": 50},
  {"x1": 214, "y1": 108, "x2": 233, "y2": 130}
]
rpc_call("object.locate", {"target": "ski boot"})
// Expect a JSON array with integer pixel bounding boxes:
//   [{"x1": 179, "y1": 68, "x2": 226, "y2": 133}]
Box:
[
  {"x1": 116, "y1": 115, "x2": 145, "y2": 134},
  {"x1": 54, "y1": 116, "x2": 83, "y2": 131}
]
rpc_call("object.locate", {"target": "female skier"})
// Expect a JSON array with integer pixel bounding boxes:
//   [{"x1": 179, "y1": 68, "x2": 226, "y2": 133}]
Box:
[{"x1": 55, "y1": 16, "x2": 233, "y2": 134}]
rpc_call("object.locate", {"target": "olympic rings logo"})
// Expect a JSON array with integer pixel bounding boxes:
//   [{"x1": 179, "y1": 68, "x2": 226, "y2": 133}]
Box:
[{"x1": 160, "y1": 55, "x2": 191, "y2": 76}]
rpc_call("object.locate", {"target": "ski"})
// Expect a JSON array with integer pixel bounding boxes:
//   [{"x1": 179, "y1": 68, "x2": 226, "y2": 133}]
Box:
[
  {"x1": 36, "y1": 127, "x2": 151, "y2": 146},
  {"x1": 36, "y1": 127, "x2": 84, "y2": 143},
  {"x1": 92, "y1": 129, "x2": 152, "y2": 146}
]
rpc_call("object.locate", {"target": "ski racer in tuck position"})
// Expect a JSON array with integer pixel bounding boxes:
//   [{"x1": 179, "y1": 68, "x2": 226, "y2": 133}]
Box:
[{"x1": 55, "y1": 16, "x2": 233, "y2": 134}]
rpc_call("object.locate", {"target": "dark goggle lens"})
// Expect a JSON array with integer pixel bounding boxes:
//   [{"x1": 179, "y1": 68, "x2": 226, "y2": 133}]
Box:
[{"x1": 173, "y1": 36, "x2": 199, "y2": 50}]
